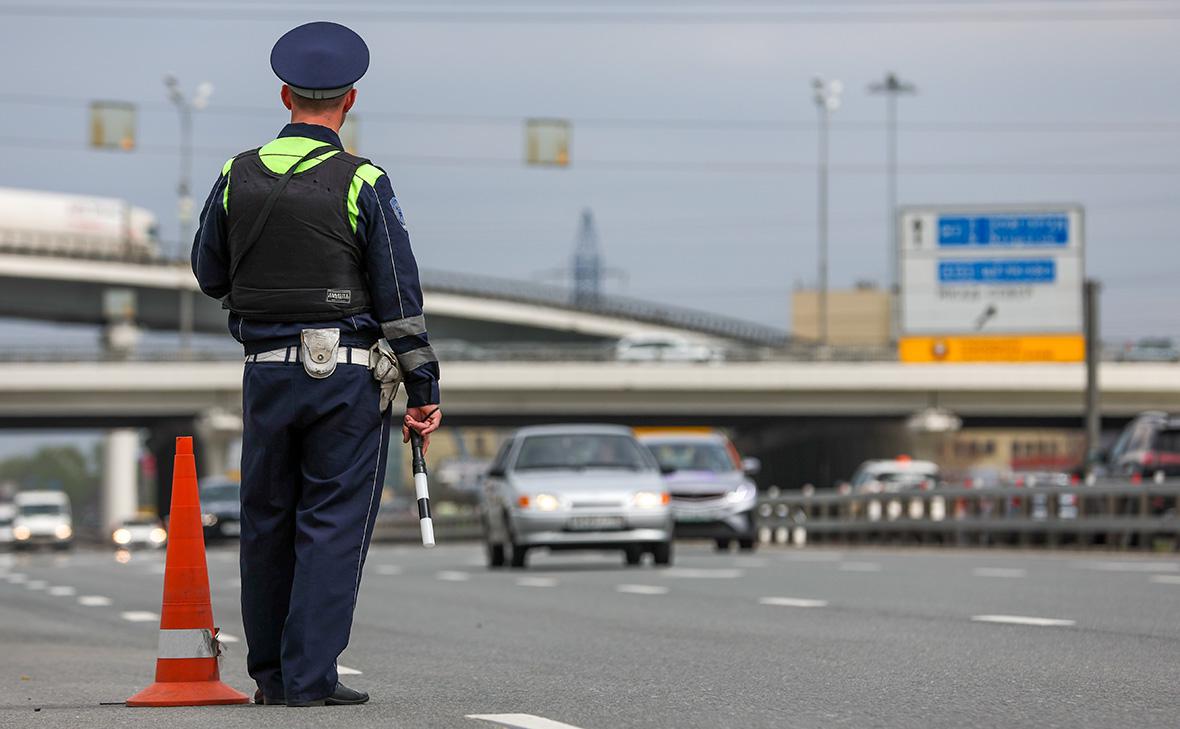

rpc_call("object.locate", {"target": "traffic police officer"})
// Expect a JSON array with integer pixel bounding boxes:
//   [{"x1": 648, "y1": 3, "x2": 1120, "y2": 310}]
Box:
[{"x1": 191, "y1": 21, "x2": 442, "y2": 707}]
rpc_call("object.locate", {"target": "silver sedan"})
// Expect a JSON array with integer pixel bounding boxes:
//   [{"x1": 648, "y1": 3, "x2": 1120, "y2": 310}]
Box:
[{"x1": 481, "y1": 425, "x2": 674, "y2": 569}]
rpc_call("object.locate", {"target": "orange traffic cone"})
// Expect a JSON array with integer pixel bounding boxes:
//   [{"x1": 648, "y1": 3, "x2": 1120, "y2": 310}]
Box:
[{"x1": 127, "y1": 436, "x2": 249, "y2": 707}]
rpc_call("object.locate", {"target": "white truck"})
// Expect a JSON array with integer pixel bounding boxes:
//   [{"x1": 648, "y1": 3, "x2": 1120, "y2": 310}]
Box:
[
  {"x1": 13, "y1": 491, "x2": 74, "y2": 550},
  {"x1": 0, "y1": 187, "x2": 159, "y2": 260}
]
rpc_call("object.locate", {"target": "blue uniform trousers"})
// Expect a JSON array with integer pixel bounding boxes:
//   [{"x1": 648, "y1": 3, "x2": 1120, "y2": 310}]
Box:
[{"x1": 238, "y1": 360, "x2": 392, "y2": 703}]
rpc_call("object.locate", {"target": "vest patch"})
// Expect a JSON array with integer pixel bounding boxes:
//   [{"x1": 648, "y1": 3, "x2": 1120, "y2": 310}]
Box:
[{"x1": 326, "y1": 289, "x2": 352, "y2": 304}]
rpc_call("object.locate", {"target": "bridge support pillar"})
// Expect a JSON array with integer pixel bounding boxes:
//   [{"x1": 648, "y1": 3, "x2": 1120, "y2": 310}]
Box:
[
  {"x1": 101, "y1": 428, "x2": 140, "y2": 533},
  {"x1": 195, "y1": 409, "x2": 243, "y2": 482}
]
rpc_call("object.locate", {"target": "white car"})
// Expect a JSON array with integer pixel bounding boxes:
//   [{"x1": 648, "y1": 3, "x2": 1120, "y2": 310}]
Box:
[
  {"x1": 615, "y1": 334, "x2": 722, "y2": 363},
  {"x1": 850, "y1": 458, "x2": 940, "y2": 494},
  {"x1": 0, "y1": 503, "x2": 15, "y2": 549},
  {"x1": 12, "y1": 491, "x2": 73, "y2": 550},
  {"x1": 112, "y1": 517, "x2": 168, "y2": 550}
]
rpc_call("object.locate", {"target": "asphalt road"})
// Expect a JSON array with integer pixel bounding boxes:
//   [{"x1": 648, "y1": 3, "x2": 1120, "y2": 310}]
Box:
[{"x1": 2, "y1": 542, "x2": 1179, "y2": 729}]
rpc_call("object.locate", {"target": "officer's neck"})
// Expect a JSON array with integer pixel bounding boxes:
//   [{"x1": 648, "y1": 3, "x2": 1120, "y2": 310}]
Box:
[{"x1": 288, "y1": 111, "x2": 345, "y2": 133}]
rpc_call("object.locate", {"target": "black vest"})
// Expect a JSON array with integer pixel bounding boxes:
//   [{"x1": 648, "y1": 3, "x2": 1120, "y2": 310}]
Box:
[{"x1": 224, "y1": 147, "x2": 372, "y2": 322}]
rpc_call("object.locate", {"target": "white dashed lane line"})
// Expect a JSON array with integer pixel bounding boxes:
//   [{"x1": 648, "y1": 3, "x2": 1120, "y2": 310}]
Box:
[
  {"x1": 25, "y1": 580, "x2": 48, "y2": 590},
  {"x1": 759, "y1": 597, "x2": 828, "y2": 608},
  {"x1": 971, "y1": 614, "x2": 1075, "y2": 627},
  {"x1": 467, "y1": 713, "x2": 587, "y2": 729},
  {"x1": 1077, "y1": 561, "x2": 1179, "y2": 573},
  {"x1": 120, "y1": 611, "x2": 160, "y2": 623},
  {"x1": 660, "y1": 568, "x2": 743, "y2": 579},
  {"x1": 1149, "y1": 575, "x2": 1180, "y2": 585},
  {"x1": 375, "y1": 565, "x2": 403, "y2": 576},
  {"x1": 6, "y1": 573, "x2": 28, "y2": 584},
  {"x1": 972, "y1": 567, "x2": 1028, "y2": 578},
  {"x1": 217, "y1": 632, "x2": 241, "y2": 643},
  {"x1": 78, "y1": 595, "x2": 113, "y2": 607},
  {"x1": 48, "y1": 586, "x2": 76, "y2": 596},
  {"x1": 516, "y1": 577, "x2": 557, "y2": 588},
  {"x1": 436, "y1": 571, "x2": 470, "y2": 582},
  {"x1": 616, "y1": 584, "x2": 669, "y2": 596},
  {"x1": 337, "y1": 665, "x2": 362, "y2": 676},
  {"x1": 838, "y1": 562, "x2": 882, "y2": 572}
]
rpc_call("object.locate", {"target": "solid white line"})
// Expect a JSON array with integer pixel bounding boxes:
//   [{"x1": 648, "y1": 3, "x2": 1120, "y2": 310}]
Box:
[
  {"x1": 48, "y1": 586, "x2": 76, "y2": 596},
  {"x1": 217, "y1": 632, "x2": 241, "y2": 643},
  {"x1": 375, "y1": 565, "x2": 403, "y2": 576},
  {"x1": 971, "y1": 614, "x2": 1075, "y2": 627},
  {"x1": 1150, "y1": 575, "x2": 1180, "y2": 585},
  {"x1": 120, "y1": 611, "x2": 160, "y2": 623},
  {"x1": 337, "y1": 665, "x2": 362, "y2": 676},
  {"x1": 616, "y1": 584, "x2": 668, "y2": 596},
  {"x1": 839, "y1": 562, "x2": 882, "y2": 572},
  {"x1": 78, "y1": 595, "x2": 112, "y2": 607},
  {"x1": 25, "y1": 579, "x2": 47, "y2": 590},
  {"x1": 759, "y1": 597, "x2": 828, "y2": 608},
  {"x1": 972, "y1": 567, "x2": 1028, "y2": 579},
  {"x1": 437, "y1": 571, "x2": 470, "y2": 582},
  {"x1": 660, "y1": 568, "x2": 743, "y2": 579},
  {"x1": 467, "y1": 713, "x2": 587, "y2": 729},
  {"x1": 516, "y1": 577, "x2": 557, "y2": 588}
]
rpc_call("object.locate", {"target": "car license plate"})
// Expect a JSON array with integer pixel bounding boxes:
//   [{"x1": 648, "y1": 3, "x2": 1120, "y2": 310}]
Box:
[
  {"x1": 221, "y1": 521, "x2": 241, "y2": 536},
  {"x1": 566, "y1": 516, "x2": 625, "y2": 531}
]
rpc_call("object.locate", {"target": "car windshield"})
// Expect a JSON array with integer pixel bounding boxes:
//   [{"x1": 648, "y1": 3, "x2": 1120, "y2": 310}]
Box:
[
  {"x1": 201, "y1": 483, "x2": 239, "y2": 502},
  {"x1": 19, "y1": 504, "x2": 64, "y2": 516},
  {"x1": 646, "y1": 441, "x2": 736, "y2": 473},
  {"x1": 1152, "y1": 428, "x2": 1180, "y2": 455},
  {"x1": 513, "y1": 434, "x2": 649, "y2": 471}
]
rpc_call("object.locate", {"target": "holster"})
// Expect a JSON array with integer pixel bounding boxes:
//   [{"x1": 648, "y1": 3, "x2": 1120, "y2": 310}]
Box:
[{"x1": 300, "y1": 328, "x2": 340, "y2": 379}]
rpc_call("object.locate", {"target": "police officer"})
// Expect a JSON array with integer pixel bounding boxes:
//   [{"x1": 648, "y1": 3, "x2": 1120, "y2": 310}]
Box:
[{"x1": 191, "y1": 21, "x2": 441, "y2": 707}]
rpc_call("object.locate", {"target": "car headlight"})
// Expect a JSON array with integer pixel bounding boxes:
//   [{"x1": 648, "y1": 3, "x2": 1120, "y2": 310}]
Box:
[
  {"x1": 149, "y1": 528, "x2": 167, "y2": 544},
  {"x1": 202, "y1": 513, "x2": 218, "y2": 527},
  {"x1": 726, "y1": 484, "x2": 756, "y2": 503},
  {"x1": 55, "y1": 524, "x2": 72, "y2": 540},
  {"x1": 532, "y1": 493, "x2": 562, "y2": 512},
  {"x1": 13, "y1": 525, "x2": 30, "y2": 541},
  {"x1": 113, "y1": 528, "x2": 132, "y2": 545},
  {"x1": 633, "y1": 491, "x2": 670, "y2": 508}
]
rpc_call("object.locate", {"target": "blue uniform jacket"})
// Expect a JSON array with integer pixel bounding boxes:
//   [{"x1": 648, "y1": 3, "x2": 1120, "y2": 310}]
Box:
[{"x1": 191, "y1": 122, "x2": 440, "y2": 407}]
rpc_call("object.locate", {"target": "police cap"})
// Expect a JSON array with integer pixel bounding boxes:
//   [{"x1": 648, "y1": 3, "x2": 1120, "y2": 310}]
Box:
[{"x1": 271, "y1": 21, "x2": 370, "y2": 100}]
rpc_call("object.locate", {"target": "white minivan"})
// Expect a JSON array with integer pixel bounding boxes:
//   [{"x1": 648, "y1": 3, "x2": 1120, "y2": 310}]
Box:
[{"x1": 13, "y1": 491, "x2": 73, "y2": 550}]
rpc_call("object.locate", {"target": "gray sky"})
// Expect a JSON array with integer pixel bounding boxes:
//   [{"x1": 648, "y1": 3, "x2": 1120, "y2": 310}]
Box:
[{"x1": 0, "y1": 1, "x2": 1177, "y2": 338}]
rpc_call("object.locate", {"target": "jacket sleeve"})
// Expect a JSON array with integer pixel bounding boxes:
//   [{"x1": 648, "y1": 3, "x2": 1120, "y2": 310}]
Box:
[
  {"x1": 355, "y1": 170, "x2": 441, "y2": 407},
  {"x1": 190, "y1": 160, "x2": 233, "y2": 299}
]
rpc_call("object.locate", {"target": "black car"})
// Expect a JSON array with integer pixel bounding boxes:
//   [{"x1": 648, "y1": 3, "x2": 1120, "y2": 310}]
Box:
[{"x1": 199, "y1": 478, "x2": 241, "y2": 540}]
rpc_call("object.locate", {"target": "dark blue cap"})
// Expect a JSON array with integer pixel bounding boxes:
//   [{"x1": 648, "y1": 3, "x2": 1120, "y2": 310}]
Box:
[{"x1": 270, "y1": 21, "x2": 370, "y2": 99}]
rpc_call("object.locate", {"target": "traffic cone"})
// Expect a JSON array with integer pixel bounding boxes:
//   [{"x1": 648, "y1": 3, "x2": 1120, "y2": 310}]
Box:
[{"x1": 127, "y1": 436, "x2": 249, "y2": 707}]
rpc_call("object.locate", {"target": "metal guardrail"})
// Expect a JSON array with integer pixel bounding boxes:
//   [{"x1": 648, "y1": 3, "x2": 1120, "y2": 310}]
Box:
[{"x1": 755, "y1": 481, "x2": 1180, "y2": 550}]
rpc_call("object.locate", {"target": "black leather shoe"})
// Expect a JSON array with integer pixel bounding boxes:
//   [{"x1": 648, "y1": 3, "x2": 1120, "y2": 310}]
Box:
[
  {"x1": 253, "y1": 688, "x2": 285, "y2": 705},
  {"x1": 287, "y1": 683, "x2": 369, "y2": 707}
]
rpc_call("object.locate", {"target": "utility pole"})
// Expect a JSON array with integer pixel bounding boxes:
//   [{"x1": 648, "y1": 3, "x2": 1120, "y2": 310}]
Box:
[
  {"x1": 1083, "y1": 279, "x2": 1102, "y2": 472},
  {"x1": 572, "y1": 209, "x2": 602, "y2": 307},
  {"x1": 868, "y1": 72, "x2": 916, "y2": 343},
  {"x1": 164, "y1": 76, "x2": 212, "y2": 356},
  {"x1": 812, "y1": 77, "x2": 842, "y2": 347}
]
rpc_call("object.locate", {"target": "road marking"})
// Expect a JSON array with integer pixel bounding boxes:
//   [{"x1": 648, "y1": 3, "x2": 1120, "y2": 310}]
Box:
[
  {"x1": 437, "y1": 571, "x2": 470, "y2": 582},
  {"x1": 375, "y1": 565, "x2": 403, "y2": 576},
  {"x1": 48, "y1": 586, "x2": 76, "y2": 596},
  {"x1": 971, "y1": 614, "x2": 1075, "y2": 627},
  {"x1": 120, "y1": 611, "x2": 160, "y2": 623},
  {"x1": 839, "y1": 562, "x2": 882, "y2": 572},
  {"x1": 733, "y1": 557, "x2": 768, "y2": 568},
  {"x1": 516, "y1": 577, "x2": 557, "y2": 588},
  {"x1": 779, "y1": 552, "x2": 842, "y2": 562},
  {"x1": 146, "y1": 564, "x2": 167, "y2": 575},
  {"x1": 1078, "y1": 561, "x2": 1180, "y2": 573},
  {"x1": 759, "y1": 597, "x2": 828, "y2": 608},
  {"x1": 6, "y1": 573, "x2": 27, "y2": 584},
  {"x1": 660, "y1": 568, "x2": 743, "y2": 579},
  {"x1": 25, "y1": 579, "x2": 48, "y2": 590},
  {"x1": 973, "y1": 567, "x2": 1027, "y2": 578},
  {"x1": 78, "y1": 595, "x2": 112, "y2": 607},
  {"x1": 217, "y1": 632, "x2": 241, "y2": 643},
  {"x1": 337, "y1": 665, "x2": 362, "y2": 676},
  {"x1": 467, "y1": 713, "x2": 587, "y2": 729},
  {"x1": 616, "y1": 584, "x2": 668, "y2": 596},
  {"x1": 1150, "y1": 575, "x2": 1180, "y2": 585}
]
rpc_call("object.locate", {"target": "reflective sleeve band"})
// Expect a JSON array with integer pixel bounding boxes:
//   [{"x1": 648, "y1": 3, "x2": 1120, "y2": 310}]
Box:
[
  {"x1": 157, "y1": 628, "x2": 218, "y2": 659},
  {"x1": 397, "y1": 345, "x2": 439, "y2": 372},
  {"x1": 381, "y1": 314, "x2": 427, "y2": 340}
]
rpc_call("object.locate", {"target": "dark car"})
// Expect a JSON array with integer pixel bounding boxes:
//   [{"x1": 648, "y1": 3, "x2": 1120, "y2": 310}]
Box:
[
  {"x1": 199, "y1": 478, "x2": 241, "y2": 540},
  {"x1": 1107, "y1": 411, "x2": 1180, "y2": 479}
]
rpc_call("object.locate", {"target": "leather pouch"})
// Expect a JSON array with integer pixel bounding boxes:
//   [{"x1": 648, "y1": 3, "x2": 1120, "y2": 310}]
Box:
[{"x1": 300, "y1": 328, "x2": 340, "y2": 379}]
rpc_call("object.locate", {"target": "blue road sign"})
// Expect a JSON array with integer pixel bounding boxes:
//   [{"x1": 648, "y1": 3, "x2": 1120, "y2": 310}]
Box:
[
  {"x1": 938, "y1": 259, "x2": 1056, "y2": 284},
  {"x1": 938, "y1": 214, "x2": 1069, "y2": 247}
]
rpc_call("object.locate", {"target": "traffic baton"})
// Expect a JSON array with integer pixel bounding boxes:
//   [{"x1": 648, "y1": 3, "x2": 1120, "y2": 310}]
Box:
[{"x1": 410, "y1": 430, "x2": 435, "y2": 547}]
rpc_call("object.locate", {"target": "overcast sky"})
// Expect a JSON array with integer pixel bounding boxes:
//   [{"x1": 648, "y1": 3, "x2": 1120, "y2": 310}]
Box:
[{"x1": 0, "y1": 1, "x2": 1177, "y2": 338}]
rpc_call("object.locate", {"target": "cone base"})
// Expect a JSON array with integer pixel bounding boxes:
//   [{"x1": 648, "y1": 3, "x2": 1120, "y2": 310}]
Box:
[{"x1": 126, "y1": 680, "x2": 250, "y2": 707}]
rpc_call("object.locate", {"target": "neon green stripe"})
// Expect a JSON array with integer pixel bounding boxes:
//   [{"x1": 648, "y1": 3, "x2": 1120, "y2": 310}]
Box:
[
  {"x1": 220, "y1": 157, "x2": 234, "y2": 212},
  {"x1": 348, "y1": 162, "x2": 386, "y2": 233},
  {"x1": 258, "y1": 136, "x2": 340, "y2": 174}
]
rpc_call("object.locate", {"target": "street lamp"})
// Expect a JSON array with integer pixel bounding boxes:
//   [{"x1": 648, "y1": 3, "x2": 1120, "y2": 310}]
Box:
[
  {"x1": 164, "y1": 75, "x2": 212, "y2": 357},
  {"x1": 812, "y1": 76, "x2": 842, "y2": 347},
  {"x1": 868, "y1": 72, "x2": 916, "y2": 342}
]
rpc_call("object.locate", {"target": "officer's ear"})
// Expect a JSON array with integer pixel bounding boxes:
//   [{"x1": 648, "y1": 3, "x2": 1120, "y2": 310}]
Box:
[
  {"x1": 342, "y1": 88, "x2": 357, "y2": 114},
  {"x1": 280, "y1": 85, "x2": 294, "y2": 111}
]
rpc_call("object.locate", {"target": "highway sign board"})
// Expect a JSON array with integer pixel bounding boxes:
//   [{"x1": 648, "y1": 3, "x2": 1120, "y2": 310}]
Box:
[{"x1": 898, "y1": 204, "x2": 1084, "y2": 362}]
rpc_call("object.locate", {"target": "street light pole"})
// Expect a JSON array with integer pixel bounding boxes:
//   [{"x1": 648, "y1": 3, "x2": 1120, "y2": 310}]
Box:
[
  {"x1": 164, "y1": 76, "x2": 212, "y2": 356},
  {"x1": 812, "y1": 76, "x2": 842, "y2": 347},
  {"x1": 868, "y1": 72, "x2": 916, "y2": 342}
]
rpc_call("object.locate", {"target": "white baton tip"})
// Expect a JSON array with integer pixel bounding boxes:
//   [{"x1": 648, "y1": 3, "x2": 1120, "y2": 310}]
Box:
[{"x1": 420, "y1": 517, "x2": 435, "y2": 547}]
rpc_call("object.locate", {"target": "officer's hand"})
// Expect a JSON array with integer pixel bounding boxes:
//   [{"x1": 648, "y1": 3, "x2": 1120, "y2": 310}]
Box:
[{"x1": 403, "y1": 406, "x2": 442, "y2": 453}]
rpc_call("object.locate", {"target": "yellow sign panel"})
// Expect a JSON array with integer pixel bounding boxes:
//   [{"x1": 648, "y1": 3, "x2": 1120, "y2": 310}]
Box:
[{"x1": 899, "y1": 334, "x2": 1084, "y2": 363}]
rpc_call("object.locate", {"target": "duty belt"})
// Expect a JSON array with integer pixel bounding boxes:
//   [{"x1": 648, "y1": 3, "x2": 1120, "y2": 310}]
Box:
[{"x1": 244, "y1": 346, "x2": 372, "y2": 366}]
